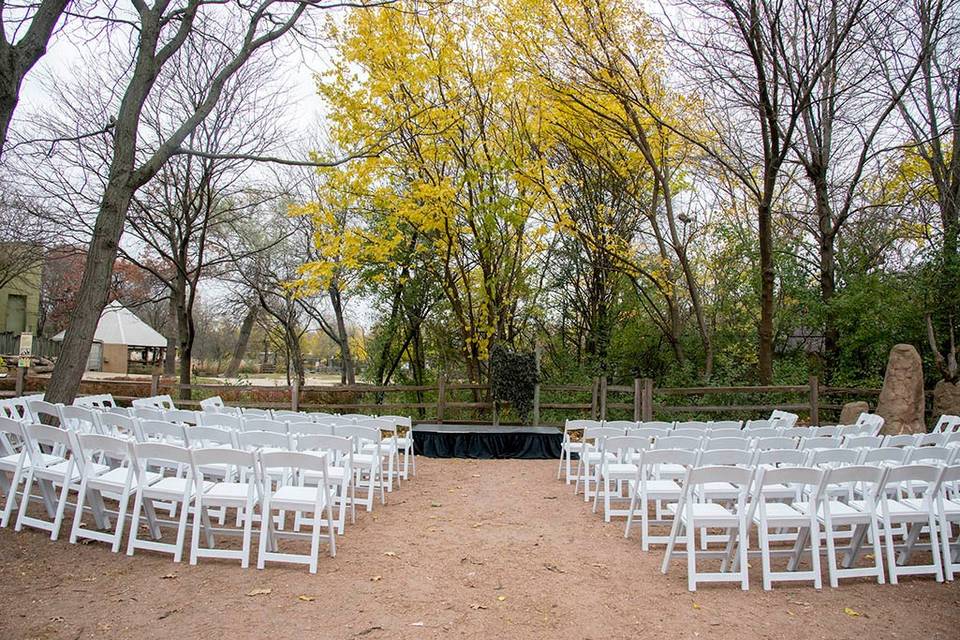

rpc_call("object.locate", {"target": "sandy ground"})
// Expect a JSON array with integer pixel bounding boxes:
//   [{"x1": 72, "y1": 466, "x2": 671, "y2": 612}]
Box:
[{"x1": 1, "y1": 458, "x2": 958, "y2": 640}]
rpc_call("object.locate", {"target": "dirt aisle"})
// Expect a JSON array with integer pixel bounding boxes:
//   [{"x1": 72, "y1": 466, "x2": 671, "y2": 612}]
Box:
[{"x1": 1, "y1": 458, "x2": 958, "y2": 639}]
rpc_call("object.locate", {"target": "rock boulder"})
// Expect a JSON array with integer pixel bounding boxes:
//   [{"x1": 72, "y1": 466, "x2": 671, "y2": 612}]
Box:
[
  {"x1": 876, "y1": 344, "x2": 926, "y2": 435},
  {"x1": 838, "y1": 401, "x2": 870, "y2": 425}
]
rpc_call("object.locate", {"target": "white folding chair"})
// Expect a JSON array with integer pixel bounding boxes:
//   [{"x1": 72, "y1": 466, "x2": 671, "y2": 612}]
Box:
[
  {"x1": 642, "y1": 421, "x2": 674, "y2": 430},
  {"x1": 702, "y1": 436, "x2": 750, "y2": 451},
  {"x1": 770, "y1": 410, "x2": 799, "y2": 429},
  {"x1": 602, "y1": 420, "x2": 637, "y2": 432},
  {"x1": 575, "y1": 426, "x2": 622, "y2": 500},
  {"x1": 800, "y1": 436, "x2": 841, "y2": 451},
  {"x1": 748, "y1": 466, "x2": 824, "y2": 590},
  {"x1": 199, "y1": 412, "x2": 243, "y2": 430},
  {"x1": 60, "y1": 406, "x2": 102, "y2": 435},
  {"x1": 380, "y1": 415, "x2": 415, "y2": 480},
  {"x1": 98, "y1": 412, "x2": 139, "y2": 439},
  {"x1": 753, "y1": 436, "x2": 797, "y2": 451},
  {"x1": 0, "y1": 416, "x2": 34, "y2": 528},
  {"x1": 661, "y1": 465, "x2": 754, "y2": 591},
  {"x1": 257, "y1": 450, "x2": 337, "y2": 573},
  {"x1": 674, "y1": 421, "x2": 710, "y2": 431},
  {"x1": 796, "y1": 465, "x2": 886, "y2": 588},
  {"x1": 934, "y1": 465, "x2": 960, "y2": 581},
  {"x1": 132, "y1": 406, "x2": 165, "y2": 422},
  {"x1": 70, "y1": 434, "x2": 157, "y2": 552},
  {"x1": 137, "y1": 420, "x2": 187, "y2": 446},
  {"x1": 624, "y1": 448, "x2": 697, "y2": 550},
  {"x1": 15, "y1": 424, "x2": 98, "y2": 540},
  {"x1": 842, "y1": 435, "x2": 884, "y2": 450},
  {"x1": 884, "y1": 433, "x2": 919, "y2": 448},
  {"x1": 356, "y1": 417, "x2": 401, "y2": 491},
  {"x1": 871, "y1": 464, "x2": 945, "y2": 584},
  {"x1": 557, "y1": 419, "x2": 600, "y2": 483},
  {"x1": 592, "y1": 435, "x2": 650, "y2": 521},
  {"x1": 748, "y1": 428, "x2": 785, "y2": 439},
  {"x1": 336, "y1": 425, "x2": 385, "y2": 511},
  {"x1": 243, "y1": 418, "x2": 288, "y2": 434},
  {"x1": 932, "y1": 415, "x2": 960, "y2": 434},
  {"x1": 190, "y1": 448, "x2": 261, "y2": 568},
  {"x1": 126, "y1": 442, "x2": 212, "y2": 562},
  {"x1": 295, "y1": 434, "x2": 355, "y2": 534},
  {"x1": 241, "y1": 407, "x2": 271, "y2": 418},
  {"x1": 710, "y1": 420, "x2": 743, "y2": 431},
  {"x1": 744, "y1": 419, "x2": 772, "y2": 430},
  {"x1": 860, "y1": 447, "x2": 907, "y2": 467},
  {"x1": 28, "y1": 399, "x2": 64, "y2": 427},
  {"x1": 165, "y1": 409, "x2": 200, "y2": 426}
]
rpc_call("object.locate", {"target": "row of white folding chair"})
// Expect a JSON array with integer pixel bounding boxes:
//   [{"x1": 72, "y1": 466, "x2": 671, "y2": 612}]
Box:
[
  {"x1": 131, "y1": 394, "x2": 176, "y2": 411},
  {"x1": 607, "y1": 452, "x2": 960, "y2": 591},
  {"x1": 1, "y1": 423, "x2": 344, "y2": 573},
  {"x1": 933, "y1": 414, "x2": 960, "y2": 434},
  {"x1": 72, "y1": 394, "x2": 118, "y2": 410},
  {"x1": 594, "y1": 440, "x2": 959, "y2": 526}
]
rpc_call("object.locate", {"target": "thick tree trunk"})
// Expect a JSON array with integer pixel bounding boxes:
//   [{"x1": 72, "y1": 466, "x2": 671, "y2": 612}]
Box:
[
  {"x1": 225, "y1": 303, "x2": 257, "y2": 377},
  {"x1": 758, "y1": 199, "x2": 775, "y2": 384},
  {"x1": 814, "y1": 174, "x2": 839, "y2": 376},
  {"x1": 329, "y1": 282, "x2": 354, "y2": 385},
  {"x1": 163, "y1": 294, "x2": 177, "y2": 376},
  {"x1": 45, "y1": 185, "x2": 132, "y2": 403},
  {"x1": 176, "y1": 283, "x2": 194, "y2": 401}
]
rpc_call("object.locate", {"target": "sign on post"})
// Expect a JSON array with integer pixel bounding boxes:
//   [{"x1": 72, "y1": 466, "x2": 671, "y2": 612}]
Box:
[{"x1": 18, "y1": 333, "x2": 33, "y2": 368}]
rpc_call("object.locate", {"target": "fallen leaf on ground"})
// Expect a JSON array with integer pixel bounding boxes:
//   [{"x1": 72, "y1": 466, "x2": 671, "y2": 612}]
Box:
[
  {"x1": 160, "y1": 574, "x2": 177, "y2": 580},
  {"x1": 497, "y1": 595, "x2": 506, "y2": 602},
  {"x1": 844, "y1": 607, "x2": 862, "y2": 617},
  {"x1": 384, "y1": 551, "x2": 398, "y2": 558},
  {"x1": 411, "y1": 622, "x2": 425, "y2": 627},
  {"x1": 298, "y1": 595, "x2": 315, "y2": 602},
  {"x1": 246, "y1": 588, "x2": 272, "y2": 597},
  {"x1": 431, "y1": 502, "x2": 442, "y2": 507},
  {"x1": 371, "y1": 575, "x2": 382, "y2": 582},
  {"x1": 692, "y1": 603, "x2": 701, "y2": 610},
  {"x1": 543, "y1": 563, "x2": 565, "y2": 574},
  {"x1": 470, "y1": 604, "x2": 488, "y2": 610}
]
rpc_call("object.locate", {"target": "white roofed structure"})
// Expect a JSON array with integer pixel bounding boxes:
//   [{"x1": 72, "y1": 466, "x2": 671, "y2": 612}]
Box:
[{"x1": 53, "y1": 301, "x2": 166, "y2": 373}]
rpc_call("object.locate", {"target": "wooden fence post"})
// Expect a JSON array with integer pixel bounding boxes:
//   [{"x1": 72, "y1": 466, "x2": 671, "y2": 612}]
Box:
[
  {"x1": 808, "y1": 375, "x2": 819, "y2": 425},
  {"x1": 291, "y1": 379, "x2": 300, "y2": 412},
  {"x1": 590, "y1": 377, "x2": 599, "y2": 420},
  {"x1": 633, "y1": 378, "x2": 642, "y2": 421},
  {"x1": 533, "y1": 343, "x2": 541, "y2": 426},
  {"x1": 15, "y1": 366, "x2": 25, "y2": 397},
  {"x1": 599, "y1": 376, "x2": 608, "y2": 420},
  {"x1": 437, "y1": 375, "x2": 446, "y2": 423},
  {"x1": 641, "y1": 378, "x2": 654, "y2": 422},
  {"x1": 150, "y1": 373, "x2": 160, "y2": 397}
]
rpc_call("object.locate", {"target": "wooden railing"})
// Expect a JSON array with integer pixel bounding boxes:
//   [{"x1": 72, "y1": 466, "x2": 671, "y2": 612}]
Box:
[{"x1": 0, "y1": 371, "x2": 900, "y2": 426}]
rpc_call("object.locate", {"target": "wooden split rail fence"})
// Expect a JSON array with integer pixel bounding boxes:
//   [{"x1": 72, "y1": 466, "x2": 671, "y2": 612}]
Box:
[{"x1": 0, "y1": 372, "x2": 901, "y2": 426}]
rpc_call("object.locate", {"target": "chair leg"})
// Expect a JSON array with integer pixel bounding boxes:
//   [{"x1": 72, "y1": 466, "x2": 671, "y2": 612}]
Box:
[
  {"x1": 190, "y1": 495, "x2": 203, "y2": 566},
  {"x1": 13, "y1": 468, "x2": 36, "y2": 532},
  {"x1": 308, "y1": 511, "x2": 321, "y2": 574},
  {"x1": 759, "y1": 519, "x2": 772, "y2": 590},
  {"x1": 686, "y1": 518, "x2": 697, "y2": 592},
  {"x1": 624, "y1": 488, "x2": 638, "y2": 539},
  {"x1": 241, "y1": 500, "x2": 254, "y2": 569},
  {"x1": 882, "y1": 513, "x2": 898, "y2": 585},
  {"x1": 126, "y1": 489, "x2": 145, "y2": 556},
  {"x1": 661, "y1": 503, "x2": 683, "y2": 574},
  {"x1": 738, "y1": 516, "x2": 749, "y2": 590},
  {"x1": 69, "y1": 476, "x2": 90, "y2": 544},
  {"x1": 256, "y1": 498, "x2": 271, "y2": 569},
  {"x1": 1, "y1": 463, "x2": 24, "y2": 528},
  {"x1": 111, "y1": 487, "x2": 132, "y2": 554},
  {"x1": 50, "y1": 473, "x2": 72, "y2": 541}
]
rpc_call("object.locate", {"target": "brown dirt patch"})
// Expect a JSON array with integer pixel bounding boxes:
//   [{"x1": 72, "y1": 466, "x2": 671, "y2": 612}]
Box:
[{"x1": 1, "y1": 458, "x2": 958, "y2": 639}]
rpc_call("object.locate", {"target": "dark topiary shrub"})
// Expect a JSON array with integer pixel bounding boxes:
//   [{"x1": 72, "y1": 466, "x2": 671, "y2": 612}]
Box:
[{"x1": 490, "y1": 345, "x2": 539, "y2": 421}]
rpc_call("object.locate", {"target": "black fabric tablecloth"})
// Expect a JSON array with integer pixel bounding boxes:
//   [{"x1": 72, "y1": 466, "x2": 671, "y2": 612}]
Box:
[{"x1": 412, "y1": 425, "x2": 562, "y2": 459}]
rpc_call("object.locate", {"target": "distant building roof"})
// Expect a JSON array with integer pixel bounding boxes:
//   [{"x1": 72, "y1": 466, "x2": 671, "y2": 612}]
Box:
[{"x1": 52, "y1": 301, "x2": 166, "y2": 348}]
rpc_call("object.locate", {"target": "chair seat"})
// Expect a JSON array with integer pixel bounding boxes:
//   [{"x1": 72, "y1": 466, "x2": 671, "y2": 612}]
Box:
[
  {"x1": 145, "y1": 477, "x2": 214, "y2": 499},
  {"x1": 395, "y1": 437, "x2": 413, "y2": 448},
  {"x1": 584, "y1": 451, "x2": 615, "y2": 463},
  {"x1": 642, "y1": 479, "x2": 683, "y2": 496},
  {"x1": 696, "y1": 481, "x2": 739, "y2": 498},
  {"x1": 850, "y1": 499, "x2": 917, "y2": 516},
  {"x1": 94, "y1": 467, "x2": 160, "y2": 490},
  {"x1": 0, "y1": 452, "x2": 61, "y2": 472},
  {"x1": 901, "y1": 497, "x2": 960, "y2": 516},
  {"x1": 562, "y1": 442, "x2": 585, "y2": 452},
  {"x1": 303, "y1": 466, "x2": 348, "y2": 481},
  {"x1": 658, "y1": 463, "x2": 686, "y2": 477},
  {"x1": 670, "y1": 502, "x2": 739, "y2": 523},
  {"x1": 795, "y1": 500, "x2": 867, "y2": 521},
  {"x1": 353, "y1": 454, "x2": 377, "y2": 466},
  {"x1": 204, "y1": 482, "x2": 255, "y2": 501},
  {"x1": 754, "y1": 502, "x2": 805, "y2": 522},
  {"x1": 272, "y1": 485, "x2": 328, "y2": 509},
  {"x1": 603, "y1": 463, "x2": 637, "y2": 478}
]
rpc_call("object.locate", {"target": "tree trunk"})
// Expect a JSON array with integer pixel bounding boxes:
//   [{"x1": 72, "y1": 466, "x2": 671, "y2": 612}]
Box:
[
  {"x1": 814, "y1": 174, "x2": 839, "y2": 377},
  {"x1": 45, "y1": 185, "x2": 132, "y2": 403},
  {"x1": 329, "y1": 282, "x2": 354, "y2": 385},
  {"x1": 176, "y1": 282, "x2": 194, "y2": 401},
  {"x1": 163, "y1": 293, "x2": 177, "y2": 375},
  {"x1": 225, "y1": 303, "x2": 257, "y2": 377},
  {"x1": 758, "y1": 199, "x2": 775, "y2": 384}
]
